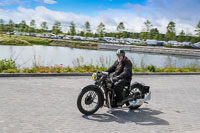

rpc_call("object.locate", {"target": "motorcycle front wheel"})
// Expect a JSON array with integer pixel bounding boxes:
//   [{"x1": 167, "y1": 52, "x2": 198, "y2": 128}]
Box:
[{"x1": 77, "y1": 85, "x2": 103, "y2": 115}]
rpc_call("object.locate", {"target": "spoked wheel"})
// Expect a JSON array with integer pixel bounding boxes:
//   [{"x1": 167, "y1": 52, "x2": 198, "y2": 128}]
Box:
[{"x1": 77, "y1": 86, "x2": 103, "y2": 115}]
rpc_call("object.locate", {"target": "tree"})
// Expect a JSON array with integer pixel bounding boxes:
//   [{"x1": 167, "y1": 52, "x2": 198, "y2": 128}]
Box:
[
  {"x1": 141, "y1": 20, "x2": 153, "y2": 40},
  {"x1": 69, "y1": 21, "x2": 76, "y2": 35},
  {"x1": 24, "y1": 26, "x2": 29, "y2": 33},
  {"x1": 29, "y1": 20, "x2": 36, "y2": 33},
  {"x1": 195, "y1": 21, "x2": 200, "y2": 37},
  {"x1": 143, "y1": 20, "x2": 153, "y2": 32},
  {"x1": 159, "y1": 34, "x2": 166, "y2": 41},
  {"x1": 96, "y1": 22, "x2": 106, "y2": 37},
  {"x1": 40, "y1": 21, "x2": 48, "y2": 33},
  {"x1": 178, "y1": 30, "x2": 185, "y2": 42},
  {"x1": 116, "y1": 22, "x2": 125, "y2": 32},
  {"x1": 52, "y1": 21, "x2": 62, "y2": 35},
  {"x1": 116, "y1": 22, "x2": 125, "y2": 38},
  {"x1": 121, "y1": 31, "x2": 128, "y2": 38},
  {"x1": 30, "y1": 20, "x2": 36, "y2": 28},
  {"x1": 83, "y1": 21, "x2": 91, "y2": 37},
  {"x1": 19, "y1": 20, "x2": 27, "y2": 32},
  {"x1": 190, "y1": 37, "x2": 199, "y2": 43},
  {"x1": 0, "y1": 19, "x2": 4, "y2": 35},
  {"x1": 8, "y1": 20, "x2": 15, "y2": 32},
  {"x1": 79, "y1": 31, "x2": 85, "y2": 36},
  {"x1": 148, "y1": 28, "x2": 159, "y2": 40},
  {"x1": 165, "y1": 21, "x2": 176, "y2": 41},
  {"x1": 139, "y1": 32, "x2": 146, "y2": 40}
]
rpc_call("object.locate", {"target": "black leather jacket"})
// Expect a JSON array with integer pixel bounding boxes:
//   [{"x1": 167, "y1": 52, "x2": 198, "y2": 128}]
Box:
[{"x1": 106, "y1": 56, "x2": 132, "y2": 81}]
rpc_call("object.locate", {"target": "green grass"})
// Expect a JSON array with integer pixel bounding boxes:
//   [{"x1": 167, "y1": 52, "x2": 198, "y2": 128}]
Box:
[
  {"x1": 0, "y1": 36, "x2": 31, "y2": 46},
  {"x1": 50, "y1": 40, "x2": 98, "y2": 49},
  {"x1": 1, "y1": 59, "x2": 200, "y2": 73},
  {"x1": 2, "y1": 65, "x2": 200, "y2": 73},
  {"x1": 12, "y1": 35, "x2": 52, "y2": 45},
  {"x1": 0, "y1": 35, "x2": 52, "y2": 46},
  {"x1": 16, "y1": 65, "x2": 107, "y2": 73},
  {"x1": 0, "y1": 35, "x2": 98, "y2": 49}
]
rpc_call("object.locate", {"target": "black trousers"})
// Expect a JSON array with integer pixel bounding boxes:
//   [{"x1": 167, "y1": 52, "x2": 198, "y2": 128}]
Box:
[{"x1": 113, "y1": 79, "x2": 130, "y2": 102}]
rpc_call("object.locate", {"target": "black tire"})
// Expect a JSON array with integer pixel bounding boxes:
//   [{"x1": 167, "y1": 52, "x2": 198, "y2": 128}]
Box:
[
  {"x1": 126, "y1": 82, "x2": 144, "y2": 110},
  {"x1": 77, "y1": 85, "x2": 103, "y2": 115}
]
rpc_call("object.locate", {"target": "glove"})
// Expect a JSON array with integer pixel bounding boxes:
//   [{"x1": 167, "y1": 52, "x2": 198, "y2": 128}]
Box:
[{"x1": 112, "y1": 76, "x2": 119, "y2": 82}]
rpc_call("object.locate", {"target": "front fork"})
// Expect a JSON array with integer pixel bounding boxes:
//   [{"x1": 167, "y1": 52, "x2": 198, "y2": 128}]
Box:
[{"x1": 107, "y1": 91, "x2": 112, "y2": 108}]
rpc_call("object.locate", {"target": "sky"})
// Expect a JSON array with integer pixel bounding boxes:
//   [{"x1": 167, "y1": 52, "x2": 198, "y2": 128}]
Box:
[{"x1": 0, "y1": 0, "x2": 200, "y2": 34}]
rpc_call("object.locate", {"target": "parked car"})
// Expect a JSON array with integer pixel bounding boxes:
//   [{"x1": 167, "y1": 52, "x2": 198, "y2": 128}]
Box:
[
  {"x1": 101, "y1": 37, "x2": 116, "y2": 43},
  {"x1": 6, "y1": 32, "x2": 14, "y2": 35},
  {"x1": 35, "y1": 34, "x2": 42, "y2": 38},
  {"x1": 63, "y1": 35, "x2": 73, "y2": 40},
  {"x1": 157, "y1": 41, "x2": 165, "y2": 46},
  {"x1": 181, "y1": 42, "x2": 191, "y2": 47},
  {"x1": 146, "y1": 40, "x2": 158, "y2": 46},
  {"x1": 126, "y1": 38, "x2": 141, "y2": 44},
  {"x1": 29, "y1": 33, "x2": 36, "y2": 37},
  {"x1": 13, "y1": 31, "x2": 22, "y2": 35},
  {"x1": 92, "y1": 38, "x2": 99, "y2": 41},
  {"x1": 192, "y1": 42, "x2": 200, "y2": 48},
  {"x1": 167, "y1": 41, "x2": 179, "y2": 47}
]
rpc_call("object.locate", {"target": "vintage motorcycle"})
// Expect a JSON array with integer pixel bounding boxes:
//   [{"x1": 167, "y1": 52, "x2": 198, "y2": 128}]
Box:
[{"x1": 77, "y1": 72, "x2": 151, "y2": 115}]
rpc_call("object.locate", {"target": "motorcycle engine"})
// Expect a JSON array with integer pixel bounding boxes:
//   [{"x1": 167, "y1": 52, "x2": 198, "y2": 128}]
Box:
[{"x1": 106, "y1": 80, "x2": 112, "y2": 88}]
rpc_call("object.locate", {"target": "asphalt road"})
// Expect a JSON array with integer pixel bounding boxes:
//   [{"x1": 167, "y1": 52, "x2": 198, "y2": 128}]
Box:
[{"x1": 0, "y1": 75, "x2": 200, "y2": 133}]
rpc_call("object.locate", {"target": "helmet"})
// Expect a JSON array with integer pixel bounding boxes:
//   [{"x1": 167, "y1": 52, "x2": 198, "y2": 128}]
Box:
[{"x1": 116, "y1": 49, "x2": 125, "y2": 56}]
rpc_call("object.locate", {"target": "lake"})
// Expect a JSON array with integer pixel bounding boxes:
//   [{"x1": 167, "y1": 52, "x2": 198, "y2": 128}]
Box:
[{"x1": 1, "y1": 45, "x2": 200, "y2": 68}]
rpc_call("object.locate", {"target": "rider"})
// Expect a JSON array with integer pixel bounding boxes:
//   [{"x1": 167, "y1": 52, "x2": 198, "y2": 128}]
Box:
[{"x1": 106, "y1": 49, "x2": 133, "y2": 105}]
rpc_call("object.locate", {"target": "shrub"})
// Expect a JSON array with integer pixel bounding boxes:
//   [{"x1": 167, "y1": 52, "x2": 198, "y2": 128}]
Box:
[
  {"x1": 186, "y1": 64, "x2": 199, "y2": 72},
  {"x1": 180, "y1": 68, "x2": 190, "y2": 72},
  {"x1": 163, "y1": 67, "x2": 176, "y2": 72},
  {"x1": 147, "y1": 65, "x2": 156, "y2": 72},
  {"x1": 0, "y1": 59, "x2": 17, "y2": 72},
  {"x1": 2, "y1": 69, "x2": 18, "y2": 73},
  {"x1": 22, "y1": 68, "x2": 35, "y2": 73},
  {"x1": 155, "y1": 68, "x2": 163, "y2": 72},
  {"x1": 132, "y1": 65, "x2": 143, "y2": 72}
]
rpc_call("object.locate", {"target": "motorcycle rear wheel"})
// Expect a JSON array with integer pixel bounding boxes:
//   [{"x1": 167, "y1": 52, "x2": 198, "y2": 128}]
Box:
[{"x1": 126, "y1": 86, "x2": 142, "y2": 110}]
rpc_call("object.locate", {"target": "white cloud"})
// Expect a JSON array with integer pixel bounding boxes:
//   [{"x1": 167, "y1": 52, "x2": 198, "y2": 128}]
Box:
[
  {"x1": 124, "y1": 0, "x2": 200, "y2": 34},
  {"x1": 0, "y1": 2, "x2": 199, "y2": 34},
  {"x1": 0, "y1": 6, "x2": 96, "y2": 32},
  {"x1": 0, "y1": 0, "x2": 22, "y2": 6},
  {"x1": 0, "y1": 6, "x2": 149, "y2": 33},
  {"x1": 35, "y1": 0, "x2": 57, "y2": 4}
]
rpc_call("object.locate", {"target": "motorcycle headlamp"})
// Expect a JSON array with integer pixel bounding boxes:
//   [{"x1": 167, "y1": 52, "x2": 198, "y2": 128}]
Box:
[{"x1": 92, "y1": 73, "x2": 97, "y2": 81}]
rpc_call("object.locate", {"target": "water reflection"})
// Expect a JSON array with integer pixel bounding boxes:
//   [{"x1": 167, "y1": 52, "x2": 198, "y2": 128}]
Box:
[{"x1": 0, "y1": 45, "x2": 200, "y2": 68}]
